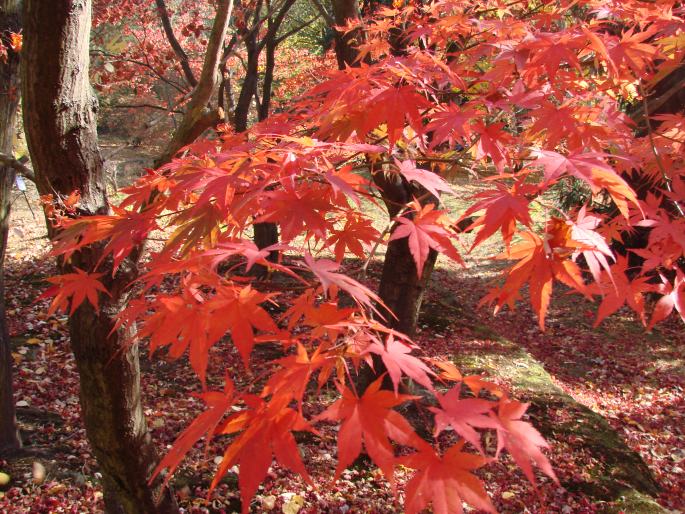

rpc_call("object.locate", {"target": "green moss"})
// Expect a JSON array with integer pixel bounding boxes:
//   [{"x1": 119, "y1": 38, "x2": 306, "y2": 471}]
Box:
[{"x1": 449, "y1": 326, "x2": 665, "y2": 511}]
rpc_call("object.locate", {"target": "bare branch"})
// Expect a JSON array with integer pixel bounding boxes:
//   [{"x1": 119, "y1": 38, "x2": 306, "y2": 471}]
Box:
[
  {"x1": 275, "y1": 15, "x2": 320, "y2": 46},
  {"x1": 309, "y1": 0, "x2": 334, "y2": 27},
  {"x1": 110, "y1": 103, "x2": 184, "y2": 114},
  {"x1": 156, "y1": 0, "x2": 235, "y2": 166},
  {"x1": 0, "y1": 153, "x2": 36, "y2": 183},
  {"x1": 154, "y1": 0, "x2": 198, "y2": 87}
]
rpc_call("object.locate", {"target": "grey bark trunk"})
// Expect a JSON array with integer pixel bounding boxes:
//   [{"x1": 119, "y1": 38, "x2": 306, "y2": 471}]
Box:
[
  {"x1": 0, "y1": 0, "x2": 22, "y2": 455},
  {"x1": 21, "y1": 1, "x2": 177, "y2": 512}
]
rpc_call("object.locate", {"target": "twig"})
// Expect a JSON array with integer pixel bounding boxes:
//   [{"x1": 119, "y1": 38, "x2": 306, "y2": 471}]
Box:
[
  {"x1": 0, "y1": 152, "x2": 36, "y2": 183},
  {"x1": 639, "y1": 83, "x2": 685, "y2": 217}
]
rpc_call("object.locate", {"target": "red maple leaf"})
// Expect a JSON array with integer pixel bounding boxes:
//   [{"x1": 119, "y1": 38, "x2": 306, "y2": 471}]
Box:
[
  {"x1": 152, "y1": 379, "x2": 235, "y2": 484},
  {"x1": 532, "y1": 150, "x2": 638, "y2": 217},
  {"x1": 366, "y1": 334, "x2": 435, "y2": 394},
  {"x1": 429, "y1": 386, "x2": 500, "y2": 454},
  {"x1": 399, "y1": 441, "x2": 496, "y2": 514},
  {"x1": 495, "y1": 398, "x2": 558, "y2": 487},
  {"x1": 591, "y1": 255, "x2": 654, "y2": 327},
  {"x1": 212, "y1": 394, "x2": 316, "y2": 514},
  {"x1": 395, "y1": 159, "x2": 454, "y2": 199},
  {"x1": 316, "y1": 377, "x2": 423, "y2": 487},
  {"x1": 482, "y1": 229, "x2": 589, "y2": 330},
  {"x1": 648, "y1": 271, "x2": 685, "y2": 329},
  {"x1": 303, "y1": 254, "x2": 385, "y2": 314},
  {"x1": 460, "y1": 181, "x2": 535, "y2": 249},
  {"x1": 389, "y1": 202, "x2": 463, "y2": 278}
]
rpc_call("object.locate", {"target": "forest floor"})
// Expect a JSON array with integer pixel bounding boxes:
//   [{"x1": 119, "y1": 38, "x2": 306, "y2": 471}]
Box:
[{"x1": 0, "y1": 143, "x2": 684, "y2": 514}]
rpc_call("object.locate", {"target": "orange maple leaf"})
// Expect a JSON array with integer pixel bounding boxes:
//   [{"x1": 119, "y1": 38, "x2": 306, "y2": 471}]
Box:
[{"x1": 43, "y1": 268, "x2": 109, "y2": 315}]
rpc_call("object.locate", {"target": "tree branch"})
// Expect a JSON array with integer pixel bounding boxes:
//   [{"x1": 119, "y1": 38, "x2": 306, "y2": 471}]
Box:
[
  {"x1": 110, "y1": 102, "x2": 184, "y2": 114},
  {"x1": 309, "y1": 0, "x2": 334, "y2": 27},
  {"x1": 156, "y1": 0, "x2": 235, "y2": 166},
  {"x1": 154, "y1": 0, "x2": 198, "y2": 87},
  {"x1": 275, "y1": 14, "x2": 320, "y2": 46},
  {"x1": 0, "y1": 153, "x2": 36, "y2": 183}
]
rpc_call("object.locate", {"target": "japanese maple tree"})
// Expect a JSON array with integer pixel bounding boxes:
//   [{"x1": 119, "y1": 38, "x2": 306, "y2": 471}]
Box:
[{"x1": 43, "y1": 0, "x2": 685, "y2": 512}]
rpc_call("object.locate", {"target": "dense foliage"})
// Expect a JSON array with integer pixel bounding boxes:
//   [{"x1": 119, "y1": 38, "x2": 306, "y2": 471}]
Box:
[{"x1": 43, "y1": 1, "x2": 684, "y2": 512}]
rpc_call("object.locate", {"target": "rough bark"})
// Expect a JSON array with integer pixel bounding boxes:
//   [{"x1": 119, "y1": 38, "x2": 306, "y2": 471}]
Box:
[
  {"x1": 21, "y1": 1, "x2": 177, "y2": 512},
  {"x1": 0, "y1": 0, "x2": 22, "y2": 456},
  {"x1": 156, "y1": 0, "x2": 233, "y2": 167},
  {"x1": 378, "y1": 240, "x2": 438, "y2": 337}
]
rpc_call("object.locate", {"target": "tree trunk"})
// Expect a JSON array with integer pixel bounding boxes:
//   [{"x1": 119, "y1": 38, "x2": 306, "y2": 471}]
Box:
[
  {"x1": 21, "y1": 1, "x2": 177, "y2": 512},
  {"x1": 378, "y1": 241, "x2": 438, "y2": 337},
  {"x1": 0, "y1": 0, "x2": 22, "y2": 456},
  {"x1": 330, "y1": 0, "x2": 364, "y2": 69}
]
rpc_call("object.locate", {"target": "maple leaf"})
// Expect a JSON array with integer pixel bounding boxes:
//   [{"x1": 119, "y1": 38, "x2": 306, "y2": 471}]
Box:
[
  {"x1": 532, "y1": 150, "x2": 638, "y2": 217},
  {"x1": 302, "y1": 302, "x2": 356, "y2": 340},
  {"x1": 425, "y1": 104, "x2": 475, "y2": 149},
  {"x1": 208, "y1": 285, "x2": 279, "y2": 367},
  {"x1": 303, "y1": 254, "x2": 386, "y2": 314},
  {"x1": 399, "y1": 441, "x2": 496, "y2": 514},
  {"x1": 483, "y1": 228, "x2": 590, "y2": 329},
  {"x1": 496, "y1": 398, "x2": 558, "y2": 487},
  {"x1": 263, "y1": 343, "x2": 336, "y2": 407},
  {"x1": 326, "y1": 214, "x2": 379, "y2": 262},
  {"x1": 648, "y1": 271, "x2": 685, "y2": 329},
  {"x1": 591, "y1": 255, "x2": 654, "y2": 327},
  {"x1": 395, "y1": 159, "x2": 454, "y2": 199},
  {"x1": 212, "y1": 394, "x2": 316, "y2": 514},
  {"x1": 364, "y1": 85, "x2": 431, "y2": 146},
  {"x1": 460, "y1": 181, "x2": 535, "y2": 249},
  {"x1": 152, "y1": 379, "x2": 234, "y2": 484},
  {"x1": 429, "y1": 387, "x2": 500, "y2": 454},
  {"x1": 473, "y1": 122, "x2": 512, "y2": 173},
  {"x1": 389, "y1": 202, "x2": 463, "y2": 278},
  {"x1": 43, "y1": 268, "x2": 109, "y2": 315},
  {"x1": 316, "y1": 377, "x2": 423, "y2": 486},
  {"x1": 138, "y1": 287, "x2": 213, "y2": 384},
  {"x1": 524, "y1": 31, "x2": 583, "y2": 80},
  {"x1": 607, "y1": 27, "x2": 659, "y2": 77},
  {"x1": 366, "y1": 334, "x2": 435, "y2": 394},
  {"x1": 570, "y1": 205, "x2": 614, "y2": 284}
]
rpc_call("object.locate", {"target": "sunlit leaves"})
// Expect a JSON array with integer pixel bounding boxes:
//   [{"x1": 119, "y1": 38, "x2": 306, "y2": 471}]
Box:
[
  {"x1": 43, "y1": 269, "x2": 109, "y2": 315},
  {"x1": 400, "y1": 442, "x2": 496, "y2": 514},
  {"x1": 389, "y1": 202, "x2": 463, "y2": 277},
  {"x1": 317, "y1": 377, "x2": 422, "y2": 486}
]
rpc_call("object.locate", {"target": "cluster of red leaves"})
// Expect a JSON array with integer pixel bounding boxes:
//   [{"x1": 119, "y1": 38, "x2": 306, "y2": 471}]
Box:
[{"x1": 44, "y1": 0, "x2": 685, "y2": 512}]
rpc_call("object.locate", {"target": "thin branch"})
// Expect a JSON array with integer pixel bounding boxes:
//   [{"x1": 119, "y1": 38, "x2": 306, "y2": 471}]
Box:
[
  {"x1": 156, "y1": 0, "x2": 235, "y2": 166},
  {"x1": 639, "y1": 83, "x2": 685, "y2": 217},
  {"x1": 309, "y1": 0, "x2": 334, "y2": 27},
  {"x1": 91, "y1": 49, "x2": 188, "y2": 94},
  {"x1": 0, "y1": 153, "x2": 36, "y2": 183},
  {"x1": 154, "y1": 0, "x2": 198, "y2": 87},
  {"x1": 110, "y1": 103, "x2": 184, "y2": 114},
  {"x1": 275, "y1": 15, "x2": 321, "y2": 46}
]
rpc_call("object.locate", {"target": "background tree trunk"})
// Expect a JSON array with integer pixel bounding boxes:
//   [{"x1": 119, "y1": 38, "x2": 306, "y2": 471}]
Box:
[
  {"x1": 330, "y1": 0, "x2": 363, "y2": 69},
  {"x1": 21, "y1": 1, "x2": 177, "y2": 512},
  {"x1": 0, "y1": 0, "x2": 22, "y2": 455}
]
